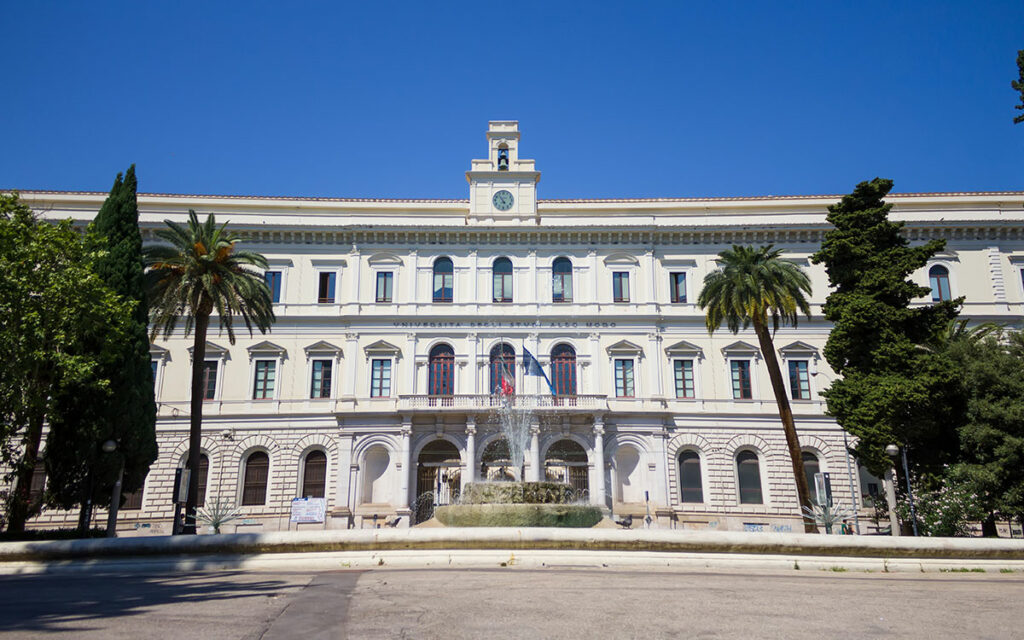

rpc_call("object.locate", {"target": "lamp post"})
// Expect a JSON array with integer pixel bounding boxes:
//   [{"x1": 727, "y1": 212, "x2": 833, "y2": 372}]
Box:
[
  {"x1": 883, "y1": 444, "x2": 901, "y2": 537},
  {"x1": 103, "y1": 439, "x2": 124, "y2": 538},
  {"x1": 887, "y1": 443, "x2": 919, "y2": 537}
]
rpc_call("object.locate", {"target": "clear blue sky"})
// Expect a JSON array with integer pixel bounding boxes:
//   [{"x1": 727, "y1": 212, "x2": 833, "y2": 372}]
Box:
[{"x1": 4, "y1": 1, "x2": 1023, "y2": 199}]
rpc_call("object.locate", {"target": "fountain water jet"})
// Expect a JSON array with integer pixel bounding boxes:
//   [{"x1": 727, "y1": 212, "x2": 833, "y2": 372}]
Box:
[{"x1": 433, "y1": 391, "x2": 602, "y2": 527}]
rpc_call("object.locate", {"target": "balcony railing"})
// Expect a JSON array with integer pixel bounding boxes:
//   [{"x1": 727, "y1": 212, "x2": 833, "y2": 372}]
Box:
[{"x1": 397, "y1": 394, "x2": 607, "y2": 411}]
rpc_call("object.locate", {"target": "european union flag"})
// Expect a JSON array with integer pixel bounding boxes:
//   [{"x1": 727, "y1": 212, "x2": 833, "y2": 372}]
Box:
[{"x1": 522, "y1": 346, "x2": 556, "y2": 395}]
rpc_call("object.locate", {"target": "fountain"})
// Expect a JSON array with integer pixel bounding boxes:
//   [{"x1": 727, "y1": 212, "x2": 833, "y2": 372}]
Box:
[{"x1": 434, "y1": 392, "x2": 602, "y2": 528}]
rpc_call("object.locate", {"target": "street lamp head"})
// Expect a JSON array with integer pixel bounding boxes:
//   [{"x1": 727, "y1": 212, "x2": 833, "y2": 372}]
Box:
[
  {"x1": 102, "y1": 440, "x2": 117, "y2": 454},
  {"x1": 885, "y1": 444, "x2": 900, "y2": 457}
]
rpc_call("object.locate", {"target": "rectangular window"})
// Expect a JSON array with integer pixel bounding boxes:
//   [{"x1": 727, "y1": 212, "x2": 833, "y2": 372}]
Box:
[
  {"x1": 202, "y1": 361, "x2": 218, "y2": 401},
  {"x1": 493, "y1": 272, "x2": 513, "y2": 303},
  {"x1": 375, "y1": 271, "x2": 393, "y2": 303},
  {"x1": 151, "y1": 361, "x2": 158, "y2": 388},
  {"x1": 253, "y1": 360, "x2": 276, "y2": 400},
  {"x1": 730, "y1": 360, "x2": 752, "y2": 400},
  {"x1": 788, "y1": 360, "x2": 811, "y2": 400},
  {"x1": 310, "y1": 359, "x2": 333, "y2": 399},
  {"x1": 317, "y1": 272, "x2": 336, "y2": 303},
  {"x1": 553, "y1": 272, "x2": 573, "y2": 303},
  {"x1": 674, "y1": 359, "x2": 695, "y2": 399},
  {"x1": 264, "y1": 271, "x2": 282, "y2": 303},
  {"x1": 614, "y1": 359, "x2": 635, "y2": 398},
  {"x1": 670, "y1": 272, "x2": 687, "y2": 303},
  {"x1": 612, "y1": 272, "x2": 630, "y2": 303},
  {"x1": 121, "y1": 476, "x2": 145, "y2": 510},
  {"x1": 371, "y1": 359, "x2": 391, "y2": 397}
]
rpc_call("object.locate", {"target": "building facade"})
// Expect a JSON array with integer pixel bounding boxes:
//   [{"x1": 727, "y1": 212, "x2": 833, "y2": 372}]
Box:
[{"x1": 20, "y1": 121, "x2": 1024, "y2": 535}]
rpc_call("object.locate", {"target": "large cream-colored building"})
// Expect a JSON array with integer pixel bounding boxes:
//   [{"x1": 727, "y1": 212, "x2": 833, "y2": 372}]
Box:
[{"x1": 21, "y1": 121, "x2": 1024, "y2": 534}]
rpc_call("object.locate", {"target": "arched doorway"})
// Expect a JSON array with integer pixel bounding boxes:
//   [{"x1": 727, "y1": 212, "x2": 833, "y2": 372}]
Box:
[
  {"x1": 414, "y1": 439, "x2": 461, "y2": 524},
  {"x1": 613, "y1": 445, "x2": 643, "y2": 504},
  {"x1": 544, "y1": 439, "x2": 589, "y2": 498},
  {"x1": 480, "y1": 438, "x2": 518, "y2": 481}
]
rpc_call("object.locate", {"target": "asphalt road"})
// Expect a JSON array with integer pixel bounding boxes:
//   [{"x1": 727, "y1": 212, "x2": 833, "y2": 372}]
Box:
[{"x1": 1, "y1": 566, "x2": 1022, "y2": 639}]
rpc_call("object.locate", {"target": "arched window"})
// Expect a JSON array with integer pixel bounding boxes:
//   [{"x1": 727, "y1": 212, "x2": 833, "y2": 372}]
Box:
[
  {"x1": 241, "y1": 451, "x2": 269, "y2": 506},
  {"x1": 492, "y1": 257, "x2": 513, "y2": 303},
  {"x1": 489, "y1": 343, "x2": 516, "y2": 394},
  {"x1": 497, "y1": 145, "x2": 509, "y2": 171},
  {"x1": 552, "y1": 257, "x2": 573, "y2": 303},
  {"x1": 551, "y1": 344, "x2": 577, "y2": 396},
  {"x1": 302, "y1": 450, "x2": 327, "y2": 498},
  {"x1": 428, "y1": 344, "x2": 455, "y2": 396},
  {"x1": 929, "y1": 265, "x2": 951, "y2": 302},
  {"x1": 433, "y1": 257, "x2": 454, "y2": 303},
  {"x1": 178, "y1": 454, "x2": 209, "y2": 507},
  {"x1": 678, "y1": 450, "x2": 703, "y2": 503},
  {"x1": 196, "y1": 454, "x2": 209, "y2": 507},
  {"x1": 736, "y1": 450, "x2": 763, "y2": 505},
  {"x1": 802, "y1": 451, "x2": 821, "y2": 504}
]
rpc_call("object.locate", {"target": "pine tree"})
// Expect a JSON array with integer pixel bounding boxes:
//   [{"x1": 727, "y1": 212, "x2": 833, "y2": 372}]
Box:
[
  {"x1": 811, "y1": 178, "x2": 962, "y2": 475},
  {"x1": 44, "y1": 167, "x2": 158, "y2": 526}
]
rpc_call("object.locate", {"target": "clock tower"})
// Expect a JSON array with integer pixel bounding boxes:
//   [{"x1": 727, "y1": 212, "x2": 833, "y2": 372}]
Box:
[{"x1": 466, "y1": 121, "x2": 540, "y2": 224}]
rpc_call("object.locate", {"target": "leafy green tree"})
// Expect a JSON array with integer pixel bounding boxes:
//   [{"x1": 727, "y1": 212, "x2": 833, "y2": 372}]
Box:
[
  {"x1": 145, "y1": 211, "x2": 274, "y2": 534},
  {"x1": 947, "y1": 330, "x2": 1024, "y2": 532},
  {"x1": 811, "y1": 178, "x2": 962, "y2": 476},
  {"x1": 0, "y1": 193, "x2": 132, "y2": 532},
  {"x1": 698, "y1": 244, "x2": 818, "y2": 533},
  {"x1": 1013, "y1": 49, "x2": 1024, "y2": 124},
  {"x1": 44, "y1": 167, "x2": 158, "y2": 528}
]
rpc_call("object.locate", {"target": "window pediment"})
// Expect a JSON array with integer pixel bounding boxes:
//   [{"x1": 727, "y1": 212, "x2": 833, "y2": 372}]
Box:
[
  {"x1": 187, "y1": 341, "x2": 229, "y2": 360},
  {"x1": 606, "y1": 339, "x2": 644, "y2": 356},
  {"x1": 304, "y1": 340, "x2": 343, "y2": 357},
  {"x1": 247, "y1": 341, "x2": 287, "y2": 361},
  {"x1": 603, "y1": 253, "x2": 639, "y2": 267},
  {"x1": 364, "y1": 340, "x2": 401, "y2": 357},
  {"x1": 150, "y1": 344, "x2": 170, "y2": 361},
  {"x1": 367, "y1": 253, "x2": 403, "y2": 267},
  {"x1": 664, "y1": 339, "x2": 704, "y2": 359},
  {"x1": 721, "y1": 340, "x2": 760, "y2": 359},
  {"x1": 777, "y1": 340, "x2": 818, "y2": 356}
]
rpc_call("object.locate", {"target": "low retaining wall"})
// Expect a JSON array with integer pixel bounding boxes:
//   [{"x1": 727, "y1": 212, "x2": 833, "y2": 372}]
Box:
[{"x1": 2, "y1": 528, "x2": 1024, "y2": 564}]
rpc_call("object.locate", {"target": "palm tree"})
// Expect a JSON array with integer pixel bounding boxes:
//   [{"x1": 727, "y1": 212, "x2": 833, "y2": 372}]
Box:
[
  {"x1": 145, "y1": 210, "x2": 274, "y2": 534},
  {"x1": 698, "y1": 245, "x2": 818, "y2": 533}
]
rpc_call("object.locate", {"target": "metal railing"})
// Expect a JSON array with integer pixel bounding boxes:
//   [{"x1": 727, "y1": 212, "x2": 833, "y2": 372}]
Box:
[{"x1": 397, "y1": 394, "x2": 607, "y2": 411}]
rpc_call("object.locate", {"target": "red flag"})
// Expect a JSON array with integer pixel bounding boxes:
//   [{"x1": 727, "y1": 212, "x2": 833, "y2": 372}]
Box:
[{"x1": 500, "y1": 375, "x2": 514, "y2": 396}]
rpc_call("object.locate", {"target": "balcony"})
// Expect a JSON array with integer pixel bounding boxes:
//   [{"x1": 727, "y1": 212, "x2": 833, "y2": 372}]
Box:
[{"x1": 397, "y1": 394, "x2": 607, "y2": 412}]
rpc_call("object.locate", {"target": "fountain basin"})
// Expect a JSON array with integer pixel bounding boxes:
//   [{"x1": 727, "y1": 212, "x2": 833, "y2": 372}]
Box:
[
  {"x1": 460, "y1": 481, "x2": 576, "y2": 505},
  {"x1": 434, "y1": 503, "x2": 603, "y2": 528}
]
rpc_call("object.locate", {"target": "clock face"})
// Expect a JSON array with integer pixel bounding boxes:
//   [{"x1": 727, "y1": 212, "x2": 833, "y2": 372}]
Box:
[{"x1": 492, "y1": 190, "x2": 514, "y2": 211}]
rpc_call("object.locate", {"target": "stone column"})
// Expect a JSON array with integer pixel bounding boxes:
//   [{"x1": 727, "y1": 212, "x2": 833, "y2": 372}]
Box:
[
  {"x1": 408, "y1": 249, "x2": 418, "y2": 303},
  {"x1": 592, "y1": 416, "x2": 607, "y2": 507},
  {"x1": 589, "y1": 248, "x2": 599, "y2": 304},
  {"x1": 343, "y1": 333, "x2": 359, "y2": 397},
  {"x1": 335, "y1": 432, "x2": 355, "y2": 512},
  {"x1": 405, "y1": 333, "x2": 418, "y2": 395},
  {"x1": 463, "y1": 416, "x2": 477, "y2": 491},
  {"x1": 350, "y1": 244, "x2": 362, "y2": 304},
  {"x1": 647, "y1": 331, "x2": 663, "y2": 399},
  {"x1": 528, "y1": 422, "x2": 541, "y2": 481},
  {"x1": 398, "y1": 416, "x2": 412, "y2": 510},
  {"x1": 467, "y1": 333, "x2": 479, "y2": 395},
  {"x1": 470, "y1": 249, "x2": 479, "y2": 304}
]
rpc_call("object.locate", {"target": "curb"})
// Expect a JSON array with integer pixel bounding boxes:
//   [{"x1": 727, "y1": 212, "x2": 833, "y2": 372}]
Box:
[{"x1": 2, "y1": 528, "x2": 1023, "y2": 565}]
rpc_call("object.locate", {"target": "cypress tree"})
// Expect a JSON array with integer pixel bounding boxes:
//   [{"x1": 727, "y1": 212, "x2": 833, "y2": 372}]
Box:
[
  {"x1": 45, "y1": 167, "x2": 158, "y2": 523},
  {"x1": 811, "y1": 178, "x2": 963, "y2": 476}
]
